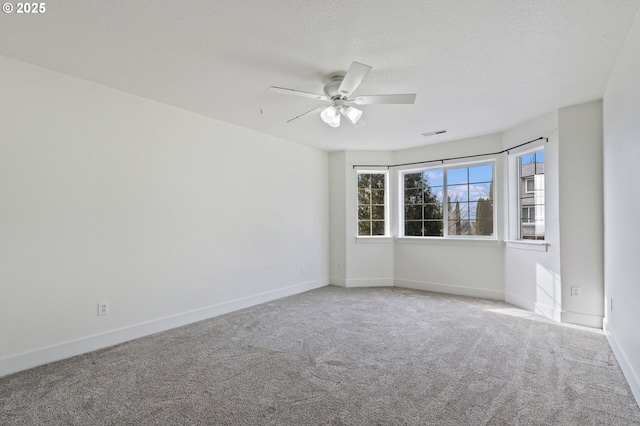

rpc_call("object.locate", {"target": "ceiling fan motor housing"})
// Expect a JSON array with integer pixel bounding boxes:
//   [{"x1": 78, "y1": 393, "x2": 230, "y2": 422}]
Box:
[{"x1": 323, "y1": 75, "x2": 346, "y2": 99}]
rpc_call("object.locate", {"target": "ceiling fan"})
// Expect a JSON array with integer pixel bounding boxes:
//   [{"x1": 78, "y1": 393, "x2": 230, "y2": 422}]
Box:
[{"x1": 267, "y1": 61, "x2": 416, "y2": 128}]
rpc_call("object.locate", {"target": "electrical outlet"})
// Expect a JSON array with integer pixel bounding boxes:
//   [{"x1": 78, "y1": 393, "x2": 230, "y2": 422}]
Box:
[
  {"x1": 570, "y1": 286, "x2": 581, "y2": 297},
  {"x1": 98, "y1": 301, "x2": 109, "y2": 316},
  {"x1": 338, "y1": 263, "x2": 342, "y2": 270}
]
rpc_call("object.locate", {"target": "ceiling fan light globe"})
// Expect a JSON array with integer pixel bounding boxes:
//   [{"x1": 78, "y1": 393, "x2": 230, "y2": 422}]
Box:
[
  {"x1": 344, "y1": 106, "x2": 363, "y2": 124},
  {"x1": 325, "y1": 113, "x2": 340, "y2": 127},
  {"x1": 320, "y1": 106, "x2": 338, "y2": 124}
]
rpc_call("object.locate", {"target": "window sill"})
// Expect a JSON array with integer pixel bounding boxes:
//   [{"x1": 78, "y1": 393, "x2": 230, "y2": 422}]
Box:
[
  {"x1": 355, "y1": 236, "x2": 393, "y2": 244},
  {"x1": 505, "y1": 240, "x2": 549, "y2": 252},
  {"x1": 395, "y1": 237, "x2": 501, "y2": 248}
]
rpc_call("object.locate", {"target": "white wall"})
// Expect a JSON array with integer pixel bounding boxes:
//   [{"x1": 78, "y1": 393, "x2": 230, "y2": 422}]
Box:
[
  {"x1": 329, "y1": 151, "x2": 347, "y2": 286},
  {"x1": 603, "y1": 8, "x2": 640, "y2": 405},
  {"x1": 0, "y1": 56, "x2": 329, "y2": 376},
  {"x1": 558, "y1": 101, "x2": 604, "y2": 328},
  {"x1": 503, "y1": 112, "x2": 561, "y2": 320},
  {"x1": 392, "y1": 134, "x2": 505, "y2": 300},
  {"x1": 330, "y1": 151, "x2": 395, "y2": 288}
]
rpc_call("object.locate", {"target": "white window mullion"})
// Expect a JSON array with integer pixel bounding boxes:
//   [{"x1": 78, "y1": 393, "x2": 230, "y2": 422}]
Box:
[{"x1": 443, "y1": 168, "x2": 449, "y2": 238}]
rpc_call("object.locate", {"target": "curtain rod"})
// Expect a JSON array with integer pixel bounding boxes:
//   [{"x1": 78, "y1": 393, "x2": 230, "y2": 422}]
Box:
[{"x1": 352, "y1": 136, "x2": 548, "y2": 169}]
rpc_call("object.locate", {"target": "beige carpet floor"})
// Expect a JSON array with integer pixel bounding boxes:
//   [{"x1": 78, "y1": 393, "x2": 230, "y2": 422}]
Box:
[{"x1": 1, "y1": 286, "x2": 639, "y2": 425}]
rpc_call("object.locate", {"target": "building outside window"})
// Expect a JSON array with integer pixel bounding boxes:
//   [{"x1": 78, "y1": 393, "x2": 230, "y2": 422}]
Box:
[
  {"x1": 518, "y1": 150, "x2": 545, "y2": 240},
  {"x1": 357, "y1": 171, "x2": 387, "y2": 236},
  {"x1": 401, "y1": 162, "x2": 494, "y2": 237}
]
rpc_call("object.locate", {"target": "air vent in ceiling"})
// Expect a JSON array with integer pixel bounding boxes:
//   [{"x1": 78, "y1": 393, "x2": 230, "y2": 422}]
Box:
[{"x1": 422, "y1": 129, "x2": 447, "y2": 137}]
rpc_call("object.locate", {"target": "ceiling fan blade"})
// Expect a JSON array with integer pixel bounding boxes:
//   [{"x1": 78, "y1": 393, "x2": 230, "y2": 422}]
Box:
[
  {"x1": 286, "y1": 105, "x2": 327, "y2": 123},
  {"x1": 351, "y1": 94, "x2": 417, "y2": 105},
  {"x1": 337, "y1": 62, "x2": 372, "y2": 98},
  {"x1": 267, "y1": 86, "x2": 329, "y2": 101}
]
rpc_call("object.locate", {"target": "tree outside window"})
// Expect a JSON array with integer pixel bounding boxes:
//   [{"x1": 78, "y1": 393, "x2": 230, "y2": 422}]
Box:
[
  {"x1": 402, "y1": 163, "x2": 494, "y2": 237},
  {"x1": 357, "y1": 172, "x2": 387, "y2": 236}
]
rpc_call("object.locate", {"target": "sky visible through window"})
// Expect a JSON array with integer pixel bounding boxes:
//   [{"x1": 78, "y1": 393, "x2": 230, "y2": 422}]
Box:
[
  {"x1": 404, "y1": 163, "x2": 494, "y2": 237},
  {"x1": 422, "y1": 165, "x2": 493, "y2": 215}
]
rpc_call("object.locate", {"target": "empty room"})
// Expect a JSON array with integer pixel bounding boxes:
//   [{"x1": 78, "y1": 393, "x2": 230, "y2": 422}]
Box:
[{"x1": 2, "y1": 1, "x2": 640, "y2": 424}]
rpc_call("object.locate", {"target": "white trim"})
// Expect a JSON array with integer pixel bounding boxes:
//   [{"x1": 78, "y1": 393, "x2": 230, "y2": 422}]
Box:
[
  {"x1": 604, "y1": 318, "x2": 640, "y2": 408},
  {"x1": 0, "y1": 279, "x2": 328, "y2": 378},
  {"x1": 534, "y1": 302, "x2": 562, "y2": 322},
  {"x1": 355, "y1": 236, "x2": 393, "y2": 244},
  {"x1": 394, "y1": 279, "x2": 504, "y2": 300},
  {"x1": 505, "y1": 240, "x2": 549, "y2": 252},
  {"x1": 560, "y1": 310, "x2": 603, "y2": 329},
  {"x1": 396, "y1": 237, "x2": 501, "y2": 248},
  {"x1": 345, "y1": 278, "x2": 394, "y2": 287}
]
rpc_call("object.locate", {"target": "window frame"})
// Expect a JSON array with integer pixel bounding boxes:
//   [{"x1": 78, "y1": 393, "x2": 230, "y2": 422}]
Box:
[
  {"x1": 356, "y1": 169, "x2": 389, "y2": 238},
  {"x1": 516, "y1": 148, "x2": 545, "y2": 241},
  {"x1": 398, "y1": 159, "x2": 496, "y2": 240}
]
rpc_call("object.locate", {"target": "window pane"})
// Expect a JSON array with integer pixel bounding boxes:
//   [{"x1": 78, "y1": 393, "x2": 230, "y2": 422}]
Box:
[
  {"x1": 405, "y1": 188, "x2": 423, "y2": 204},
  {"x1": 358, "y1": 221, "x2": 370, "y2": 236},
  {"x1": 518, "y1": 150, "x2": 544, "y2": 240},
  {"x1": 371, "y1": 221, "x2": 385, "y2": 236},
  {"x1": 370, "y1": 174, "x2": 385, "y2": 188},
  {"x1": 357, "y1": 172, "x2": 386, "y2": 236},
  {"x1": 447, "y1": 168, "x2": 468, "y2": 185},
  {"x1": 358, "y1": 189, "x2": 370, "y2": 205},
  {"x1": 535, "y1": 151, "x2": 545, "y2": 175},
  {"x1": 469, "y1": 165, "x2": 493, "y2": 183},
  {"x1": 371, "y1": 189, "x2": 385, "y2": 204},
  {"x1": 424, "y1": 220, "x2": 443, "y2": 236},
  {"x1": 424, "y1": 170, "x2": 444, "y2": 187},
  {"x1": 402, "y1": 164, "x2": 491, "y2": 239},
  {"x1": 469, "y1": 182, "x2": 492, "y2": 202},
  {"x1": 358, "y1": 205, "x2": 370, "y2": 220},
  {"x1": 458, "y1": 202, "x2": 470, "y2": 220},
  {"x1": 405, "y1": 205, "x2": 422, "y2": 220},
  {"x1": 424, "y1": 186, "x2": 444, "y2": 203},
  {"x1": 423, "y1": 203, "x2": 442, "y2": 219},
  {"x1": 404, "y1": 173, "x2": 423, "y2": 188},
  {"x1": 526, "y1": 179, "x2": 534, "y2": 192},
  {"x1": 357, "y1": 174, "x2": 371, "y2": 189},
  {"x1": 405, "y1": 221, "x2": 423, "y2": 236},
  {"x1": 371, "y1": 206, "x2": 385, "y2": 220},
  {"x1": 475, "y1": 219, "x2": 493, "y2": 236},
  {"x1": 448, "y1": 184, "x2": 469, "y2": 201}
]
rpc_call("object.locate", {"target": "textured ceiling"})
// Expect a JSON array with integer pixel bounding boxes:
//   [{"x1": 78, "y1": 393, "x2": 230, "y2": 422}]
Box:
[{"x1": 1, "y1": 1, "x2": 639, "y2": 151}]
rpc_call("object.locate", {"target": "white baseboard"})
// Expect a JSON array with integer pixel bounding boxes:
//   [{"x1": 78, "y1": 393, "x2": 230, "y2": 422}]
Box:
[
  {"x1": 394, "y1": 279, "x2": 504, "y2": 301},
  {"x1": 604, "y1": 318, "x2": 640, "y2": 408},
  {"x1": 504, "y1": 292, "x2": 535, "y2": 311},
  {"x1": 345, "y1": 278, "x2": 393, "y2": 288},
  {"x1": 560, "y1": 310, "x2": 603, "y2": 329},
  {"x1": 0, "y1": 279, "x2": 328, "y2": 378},
  {"x1": 329, "y1": 277, "x2": 347, "y2": 287},
  {"x1": 534, "y1": 302, "x2": 562, "y2": 322}
]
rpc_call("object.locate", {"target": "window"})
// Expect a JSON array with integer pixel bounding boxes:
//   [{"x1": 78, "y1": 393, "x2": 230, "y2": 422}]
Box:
[
  {"x1": 357, "y1": 171, "x2": 387, "y2": 236},
  {"x1": 525, "y1": 178, "x2": 535, "y2": 193},
  {"x1": 518, "y1": 150, "x2": 544, "y2": 240},
  {"x1": 401, "y1": 162, "x2": 494, "y2": 237},
  {"x1": 521, "y1": 206, "x2": 535, "y2": 223}
]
